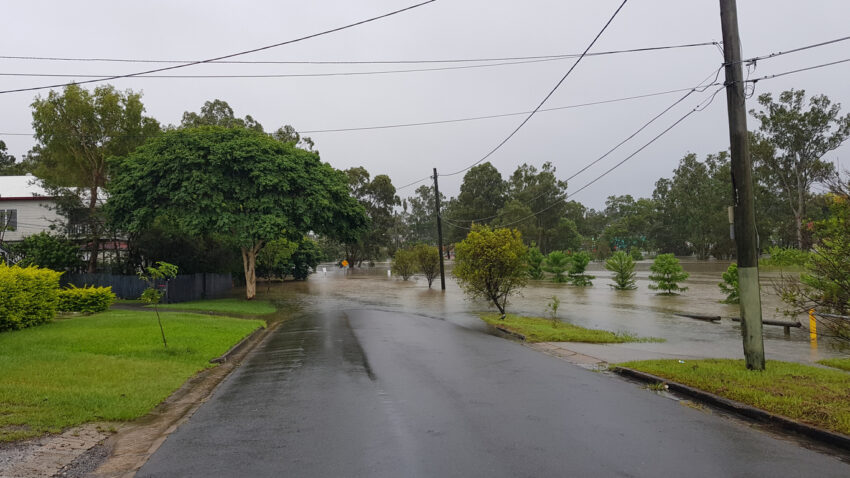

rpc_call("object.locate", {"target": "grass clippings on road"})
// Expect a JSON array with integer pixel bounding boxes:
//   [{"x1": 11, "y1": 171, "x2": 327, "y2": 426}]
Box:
[
  {"x1": 481, "y1": 313, "x2": 662, "y2": 344},
  {"x1": 618, "y1": 359, "x2": 850, "y2": 436},
  {"x1": 818, "y1": 358, "x2": 850, "y2": 372},
  {"x1": 154, "y1": 298, "x2": 276, "y2": 315},
  {"x1": 0, "y1": 310, "x2": 264, "y2": 442}
]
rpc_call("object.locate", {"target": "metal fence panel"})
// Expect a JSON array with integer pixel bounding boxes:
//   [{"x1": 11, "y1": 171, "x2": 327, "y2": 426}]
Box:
[{"x1": 62, "y1": 272, "x2": 233, "y2": 303}]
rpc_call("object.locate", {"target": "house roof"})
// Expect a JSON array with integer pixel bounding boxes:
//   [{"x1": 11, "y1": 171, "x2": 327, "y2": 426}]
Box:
[{"x1": 0, "y1": 175, "x2": 51, "y2": 200}]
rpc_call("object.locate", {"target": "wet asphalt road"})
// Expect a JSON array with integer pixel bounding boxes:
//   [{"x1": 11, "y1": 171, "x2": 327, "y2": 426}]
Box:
[{"x1": 137, "y1": 306, "x2": 850, "y2": 477}]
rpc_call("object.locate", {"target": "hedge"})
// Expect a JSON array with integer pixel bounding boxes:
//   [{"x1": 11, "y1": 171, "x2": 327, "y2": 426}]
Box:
[
  {"x1": 0, "y1": 263, "x2": 62, "y2": 331},
  {"x1": 57, "y1": 285, "x2": 116, "y2": 314}
]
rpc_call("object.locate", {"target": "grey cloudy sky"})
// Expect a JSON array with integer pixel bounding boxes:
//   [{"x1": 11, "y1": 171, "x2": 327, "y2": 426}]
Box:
[{"x1": 2, "y1": 0, "x2": 848, "y2": 209}]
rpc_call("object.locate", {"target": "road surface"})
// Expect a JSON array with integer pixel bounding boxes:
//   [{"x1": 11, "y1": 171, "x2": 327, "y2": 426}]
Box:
[{"x1": 138, "y1": 306, "x2": 849, "y2": 477}]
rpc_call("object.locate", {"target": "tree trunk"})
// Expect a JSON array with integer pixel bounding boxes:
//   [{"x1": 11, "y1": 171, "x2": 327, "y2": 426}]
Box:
[
  {"x1": 241, "y1": 241, "x2": 264, "y2": 300},
  {"x1": 493, "y1": 296, "x2": 506, "y2": 318},
  {"x1": 86, "y1": 185, "x2": 99, "y2": 273}
]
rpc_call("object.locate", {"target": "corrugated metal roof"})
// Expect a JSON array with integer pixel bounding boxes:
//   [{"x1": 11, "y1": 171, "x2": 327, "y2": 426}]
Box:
[{"x1": 0, "y1": 175, "x2": 50, "y2": 199}]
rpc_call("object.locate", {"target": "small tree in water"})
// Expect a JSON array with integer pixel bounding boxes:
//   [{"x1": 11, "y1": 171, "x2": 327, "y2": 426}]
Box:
[
  {"x1": 605, "y1": 251, "x2": 637, "y2": 290},
  {"x1": 139, "y1": 261, "x2": 178, "y2": 348},
  {"x1": 567, "y1": 251, "x2": 594, "y2": 286},
  {"x1": 542, "y1": 251, "x2": 570, "y2": 283},
  {"x1": 453, "y1": 225, "x2": 528, "y2": 319},
  {"x1": 648, "y1": 254, "x2": 689, "y2": 295},
  {"x1": 413, "y1": 244, "x2": 440, "y2": 288},
  {"x1": 526, "y1": 244, "x2": 545, "y2": 280},
  {"x1": 718, "y1": 263, "x2": 739, "y2": 304},
  {"x1": 391, "y1": 248, "x2": 417, "y2": 281}
]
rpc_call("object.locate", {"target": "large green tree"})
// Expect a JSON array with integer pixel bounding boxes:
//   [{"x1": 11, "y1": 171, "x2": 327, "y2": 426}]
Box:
[
  {"x1": 343, "y1": 167, "x2": 399, "y2": 265},
  {"x1": 750, "y1": 89, "x2": 850, "y2": 249},
  {"x1": 0, "y1": 141, "x2": 35, "y2": 176},
  {"x1": 107, "y1": 126, "x2": 366, "y2": 299},
  {"x1": 502, "y1": 162, "x2": 568, "y2": 252},
  {"x1": 444, "y1": 162, "x2": 506, "y2": 241},
  {"x1": 30, "y1": 84, "x2": 160, "y2": 272}
]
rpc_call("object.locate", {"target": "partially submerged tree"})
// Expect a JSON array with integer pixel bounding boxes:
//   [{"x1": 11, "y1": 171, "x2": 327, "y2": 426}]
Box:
[
  {"x1": 413, "y1": 243, "x2": 440, "y2": 288},
  {"x1": 648, "y1": 253, "x2": 689, "y2": 295},
  {"x1": 542, "y1": 251, "x2": 570, "y2": 283},
  {"x1": 526, "y1": 244, "x2": 545, "y2": 280},
  {"x1": 605, "y1": 250, "x2": 637, "y2": 290},
  {"x1": 108, "y1": 127, "x2": 366, "y2": 299},
  {"x1": 453, "y1": 225, "x2": 528, "y2": 318},
  {"x1": 391, "y1": 248, "x2": 417, "y2": 280},
  {"x1": 567, "y1": 251, "x2": 594, "y2": 286},
  {"x1": 719, "y1": 263, "x2": 739, "y2": 304}
]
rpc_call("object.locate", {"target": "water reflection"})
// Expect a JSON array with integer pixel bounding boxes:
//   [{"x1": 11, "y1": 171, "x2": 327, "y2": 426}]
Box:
[{"x1": 251, "y1": 262, "x2": 847, "y2": 364}]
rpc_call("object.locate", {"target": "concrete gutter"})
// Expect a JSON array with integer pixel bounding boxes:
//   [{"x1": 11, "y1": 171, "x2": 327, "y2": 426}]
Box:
[
  {"x1": 612, "y1": 366, "x2": 850, "y2": 453},
  {"x1": 210, "y1": 326, "x2": 265, "y2": 364}
]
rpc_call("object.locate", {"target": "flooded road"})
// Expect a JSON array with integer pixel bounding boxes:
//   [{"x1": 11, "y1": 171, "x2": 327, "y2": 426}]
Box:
[
  {"x1": 138, "y1": 291, "x2": 850, "y2": 477},
  {"x1": 256, "y1": 262, "x2": 848, "y2": 365}
]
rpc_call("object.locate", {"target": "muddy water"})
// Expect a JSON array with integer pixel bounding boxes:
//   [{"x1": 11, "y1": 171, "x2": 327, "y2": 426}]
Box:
[{"x1": 251, "y1": 262, "x2": 848, "y2": 365}]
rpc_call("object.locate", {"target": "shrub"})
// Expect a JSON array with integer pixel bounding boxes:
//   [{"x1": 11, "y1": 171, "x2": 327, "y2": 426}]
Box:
[
  {"x1": 57, "y1": 285, "x2": 116, "y2": 314},
  {"x1": 10, "y1": 232, "x2": 81, "y2": 272},
  {"x1": 760, "y1": 246, "x2": 809, "y2": 268},
  {"x1": 527, "y1": 244, "x2": 545, "y2": 280},
  {"x1": 391, "y1": 248, "x2": 417, "y2": 280},
  {"x1": 413, "y1": 243, "x2": 440, "y2": 288},
  {"x1": 718, "y1": 263, "x2": 739, "y2": 304},
  {"x1": 453, "y1": 225, "x2": 528, "y2": 318},
  {"x1": 567, "y1": 251, "x2": 594, "y2": 286},
  {"x1": 629, "y1": 249, "x2": 644, "y2": 261},
  {"x1": 0, "y1": 263, "x2": 61, "y2": 331},
  {"x1": 605, "y1": 251, "x2": 637, "y2": 290},
  {"x1": 648, "y1": 253, "x2": 689, "y2": 295},
  {"x1": 543, "y1": 251, "x2": 570, "y2": 283}
]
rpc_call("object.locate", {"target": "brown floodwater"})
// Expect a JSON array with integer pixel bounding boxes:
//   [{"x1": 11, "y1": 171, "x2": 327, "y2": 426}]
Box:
[{"x1": 249, "y1": 261, "x2": 849, "y2": 365}]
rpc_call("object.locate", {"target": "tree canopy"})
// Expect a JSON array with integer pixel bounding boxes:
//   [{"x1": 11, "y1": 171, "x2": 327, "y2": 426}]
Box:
[{"x1": 107, "y1": 126, "x2": 366, "y2": 299}]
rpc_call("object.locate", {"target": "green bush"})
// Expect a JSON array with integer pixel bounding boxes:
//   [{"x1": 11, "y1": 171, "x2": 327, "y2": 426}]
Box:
[
  {"x1": 567, "y1": 251, "x2": 594, "y2": 286},
  {"x1": 718, "y1": 263, "x2": 739, "y2": 304},
  {"x1": 0, "y1": 263, "x2": 62, "y2": 331},
  {"x1": 10, "y1": 232, "x2": 82, "y2": 272},
  {"x1": 543, "y1": 251, "x2": 570, "y2": 283},
  {"x1": 760, "y1": 246, "x2": 809, "y2": 267},
  {"x1": 648, "y1": 253, "x2": 689, "y2": 295},
  {"x1": 391, "y1": 248, "x2": 417, "y2": 280},
  {"x1": 57, "y1": 285, "x2": 116, "y2": 314},
  {"x1": 527, "y1": 244, "x2": 545, "y2": 280},
  {"x1": 605, "y1": 250, "x2": 637, "y2": 290}
]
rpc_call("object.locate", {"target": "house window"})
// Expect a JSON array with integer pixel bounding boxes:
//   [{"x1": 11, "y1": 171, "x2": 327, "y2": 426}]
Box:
[{"x1": 0, "y1": 209, "x2": 17, "y2": 230}]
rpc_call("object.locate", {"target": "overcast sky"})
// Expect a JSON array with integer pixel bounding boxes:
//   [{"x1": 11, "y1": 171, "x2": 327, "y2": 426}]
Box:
[{"x1": 2, "y1": 0, "x2": 848, "y2": 210}]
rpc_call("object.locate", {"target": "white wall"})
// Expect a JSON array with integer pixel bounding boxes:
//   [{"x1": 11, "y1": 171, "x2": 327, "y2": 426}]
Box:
[{"x1": 1, "y1": 199, "x2": 63, "y2": 242}]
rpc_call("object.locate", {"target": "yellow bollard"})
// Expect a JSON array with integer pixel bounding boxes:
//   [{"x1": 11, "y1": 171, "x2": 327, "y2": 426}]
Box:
[{"x1": 809, "y1": 309, "x2": 817, "y2": 342}]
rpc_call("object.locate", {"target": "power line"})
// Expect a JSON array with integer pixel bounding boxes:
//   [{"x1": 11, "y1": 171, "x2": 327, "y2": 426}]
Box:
[
  {"x1": 737, "y1": 34, "x2": 850, "y2": 65},
  {"x1": 0, "y1": 0, "x2": 439, "y2": 95},
  {"x1": 0, "y1": 42, "x2": 720, "y2": 66},
  {"x1": 301, "y1": 85, "x2": 709, "y2": 134},
  {"x1": 438, "y1": 0, "x2": 630, "y2": 179},
  {"x1": 440, "y1": 67, "x2": 723, "y2": 225},
  {"x1": 443, "y1": 86, "x2": 725, "y2": 231},
  {"x1": 745, "y1": 57, "x2": 850, "y2": 83}
]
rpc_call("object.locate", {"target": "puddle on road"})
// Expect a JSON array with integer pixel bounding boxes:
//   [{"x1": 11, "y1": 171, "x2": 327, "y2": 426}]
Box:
[{"x1": 248, "y1": 262, "x2": 848, "y2": 364}]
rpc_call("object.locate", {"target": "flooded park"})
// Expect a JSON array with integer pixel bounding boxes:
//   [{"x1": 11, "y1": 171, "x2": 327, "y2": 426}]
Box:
[{"x1": 251, "y1": 260, "x2": 849, "y2": 366}]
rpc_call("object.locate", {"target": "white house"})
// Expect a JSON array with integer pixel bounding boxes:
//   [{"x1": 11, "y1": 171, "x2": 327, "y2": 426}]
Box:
[{"x1": 0, "y1": 175, "x2": 62, "y2": 243}]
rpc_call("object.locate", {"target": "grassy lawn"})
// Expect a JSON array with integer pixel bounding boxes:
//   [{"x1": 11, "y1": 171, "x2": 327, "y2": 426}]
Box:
[
  {"x1": 618, "y1": 359, "x2": 850, "y2": 435},
  {"x1": 481, "y1": 313, "x2": 662, "y2": 343},
  {"x1": 154, "y1": 298, "x2": 276, "y2": 315},
  {"x1": 0, "y1": 310, "x2": 264, "y2": 442},
  {"x1": 818, "y1": 357, "x2": 850, "y2": 372}
]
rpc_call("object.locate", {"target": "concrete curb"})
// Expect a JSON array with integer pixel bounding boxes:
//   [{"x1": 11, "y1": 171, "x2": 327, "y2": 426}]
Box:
[
  {"x1": 612, "y1": 366, "x2": 850, "y2": 452},
  {"x1": 210, "y1": 326, "x2": 265, "y2": 364},
  {"x1": 494, "y1": 325, "x2": 526, "y2": 341}
]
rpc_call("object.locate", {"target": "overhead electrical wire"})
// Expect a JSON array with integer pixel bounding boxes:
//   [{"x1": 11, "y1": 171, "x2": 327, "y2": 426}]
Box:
[
  {"x1": 736, "y1": 34, "x2": 850, "y2": 65},
  {"x1": 0, "y1": 42, "x2": 719, "y2": 65},
  {"x1": 745, "y1": 57, "x2": 850, "y2": 83},
  {"x1": 0, "y1": 0, "x2": 439, "y2": 95},
  {"x1": 434, "y1": 0, "x2": 630, "y2": 181},
  {"x1": 444, "y1": 85, "x2": 726, "y2": 232}
]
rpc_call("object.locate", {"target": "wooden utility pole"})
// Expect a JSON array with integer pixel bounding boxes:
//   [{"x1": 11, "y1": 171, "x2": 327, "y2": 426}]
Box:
[
  {"x1": 433, "y1": 168, "x2": 446, "y2": 290},
  {"x1": 719, "y1": 0, "x2": 765, "y2": 370}
]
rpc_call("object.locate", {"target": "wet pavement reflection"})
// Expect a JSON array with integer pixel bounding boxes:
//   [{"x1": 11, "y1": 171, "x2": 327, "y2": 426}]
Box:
[{"x1": 253, "y1": 261, "x2": 848, "y2": 365}]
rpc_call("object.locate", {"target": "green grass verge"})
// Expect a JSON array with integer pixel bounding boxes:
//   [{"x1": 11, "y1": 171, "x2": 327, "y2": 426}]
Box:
[
  {"x1": 619, "y1": 359, "x2": 850, "y2": 435},
  {"x1": 818, "y1": 358, "x2": 850, "y2": 372},
  {"x1": 481, "y1": 313, "x2": 662, "y2": 343},
  {"x1": 0, "y1": 310, "x2": 264, "y2": 442},
  {"x1": 154, "y1": 298, "x2": 276, "y2": 315}
]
